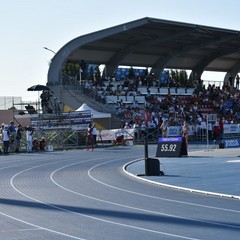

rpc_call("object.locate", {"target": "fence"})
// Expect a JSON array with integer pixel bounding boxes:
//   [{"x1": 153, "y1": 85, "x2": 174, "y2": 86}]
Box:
[{"x1": 0, "y1": 96, "x2": 23, "y2": 110}]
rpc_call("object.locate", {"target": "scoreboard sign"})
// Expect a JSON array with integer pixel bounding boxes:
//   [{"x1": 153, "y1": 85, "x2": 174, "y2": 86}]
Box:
[{"x1": 156, "y1": 137, "x2": 183, "y2": 157}]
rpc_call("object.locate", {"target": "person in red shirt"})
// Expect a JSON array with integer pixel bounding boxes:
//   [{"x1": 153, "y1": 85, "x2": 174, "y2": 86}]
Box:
[{"x1": 219, "y1": 117, "x2": 224, "y2": 139}]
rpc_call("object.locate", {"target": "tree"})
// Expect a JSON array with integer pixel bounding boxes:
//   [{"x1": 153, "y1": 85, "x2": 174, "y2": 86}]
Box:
[
  {"x1": 169, "y1": 69, "x2": 188, "y2": 87},
  {"x1": 128, "y1": 67, "x2": 135, "y2": 79},
  {"x1": 94, "y1": 66, "x2": 101, "y2": 81}
]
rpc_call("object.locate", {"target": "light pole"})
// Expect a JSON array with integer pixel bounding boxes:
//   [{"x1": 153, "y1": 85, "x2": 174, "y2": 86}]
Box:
[{"x1": 43, "y1": 47, "x2": 56, "y2": 55}]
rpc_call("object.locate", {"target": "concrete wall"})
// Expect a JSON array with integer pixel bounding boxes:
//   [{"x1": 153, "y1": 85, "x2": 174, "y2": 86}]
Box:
[{"x1": 0, "y1": 110, "x2": 31, "y2": 127}]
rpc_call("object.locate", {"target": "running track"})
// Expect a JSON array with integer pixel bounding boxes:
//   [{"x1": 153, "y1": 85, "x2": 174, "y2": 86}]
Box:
[{"x1": 0, "y1": 145, "x2": 239, "y2": 240}]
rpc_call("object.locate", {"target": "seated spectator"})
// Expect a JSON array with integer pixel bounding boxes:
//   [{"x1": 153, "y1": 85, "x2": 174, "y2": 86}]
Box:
[
  {"x1": 39, "y1": 137, "x2": 47, "y2": 151},
  {"x1": 148, "y1": 119, "x2": 156, "y2": 129},
  {"x1": 100, "y1": 91, "x2": 106, "y2": 104},
  {"x1": 145, "y1": 90, "x2": 152, "y2": 101},
  {"x1": 124, "y1": 122, "x2": 130, "y2": 129},
  {"x1": 140, "y1": 121, "x2": 147, "y2": 138},
  {"x1": 32, "y1": 138, "x2": 39, "y2": 151},
  {"x1": 147, "y1": 119, "x2": 157, "y2": 140},
  {"x1": 131, "y1": 101, "x2": 139, "y2": 110}
]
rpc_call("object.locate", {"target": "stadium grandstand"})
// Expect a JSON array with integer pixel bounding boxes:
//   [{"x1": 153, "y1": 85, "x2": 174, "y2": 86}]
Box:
[{"x1": 11, "y1": 17, "x2": 240, "y2": 146}]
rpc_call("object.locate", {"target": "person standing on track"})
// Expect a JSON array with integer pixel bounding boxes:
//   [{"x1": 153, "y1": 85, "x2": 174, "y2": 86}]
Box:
[
  {"x1": 26, "y1": 126, "x2": 34, "y2": 153},
  {"x1": 92, "y1": 123, "x2": 97, "y2": 145},
  {"x1": 86, "y1": 123, "x2": 94, "y2": 151},
  {"x1": 15, "y1": 124, "x2": 23, "y2": 153},
  {"x1": 2, "y1": 125, "x2": 10, "y2": 154},
  {"x1": 182, "y1": 121, "x2": 190, "y2": 148}
]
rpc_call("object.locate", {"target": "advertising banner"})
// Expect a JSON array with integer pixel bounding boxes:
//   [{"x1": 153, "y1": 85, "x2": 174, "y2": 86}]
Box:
[
  {"x1": 30, "y1": 110, "x2": 92, "y2": 130},
  {"x1": 97, "y1": 129, "x2": 134, "y2": 141},
  {"x1": 222, "y1": 138, "x2": 240, "y2": 148}
]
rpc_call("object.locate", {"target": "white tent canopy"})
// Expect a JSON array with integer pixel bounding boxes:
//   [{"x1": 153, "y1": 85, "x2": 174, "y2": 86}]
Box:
[{"x1": 75, "y1": 103, "x2": 111, "y2": 119}]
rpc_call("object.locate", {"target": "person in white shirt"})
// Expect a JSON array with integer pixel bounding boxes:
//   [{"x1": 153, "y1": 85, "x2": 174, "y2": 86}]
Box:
[
  {"x1": 26, "y1": 126, "x2": 34, "y2": 153},
  {"x1": 147, "y1": 119, "x2": 156, "y2": 129},
  {"x1": 2, "y1": 125, "x2": 10, "y2": 154},
  {"x1": 140, "y1": 121, "x2": 147, "y2": 138},
  {"x1": 131, "y1": 101, "x2": 139, "y2": 110},
  {"x1": 133, "y1": 122, "x2": 140, "y2": 140},
  {"x1": 148, "y1": 119, "x2": 157, "y2": 140},
  {"x1": 92, "y1": 124, "x2": 97, "y2": 144}
]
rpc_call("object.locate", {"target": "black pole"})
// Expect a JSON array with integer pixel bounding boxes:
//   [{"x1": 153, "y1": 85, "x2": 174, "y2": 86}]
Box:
[{"x1": 144, "y1": 132, "x2": 149, "y2": 175}]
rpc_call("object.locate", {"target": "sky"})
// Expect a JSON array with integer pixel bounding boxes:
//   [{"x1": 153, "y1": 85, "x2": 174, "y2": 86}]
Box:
[{"x1": 1, "y1": 0, "x2": 240, "y2": 102}]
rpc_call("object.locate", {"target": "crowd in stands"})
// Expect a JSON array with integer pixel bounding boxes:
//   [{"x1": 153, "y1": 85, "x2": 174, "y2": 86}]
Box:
[{"x1": 82, "y1": 73, "x2": 240, "y2": 141}]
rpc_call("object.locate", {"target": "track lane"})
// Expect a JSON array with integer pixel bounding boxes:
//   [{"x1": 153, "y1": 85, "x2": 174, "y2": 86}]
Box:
[{"x1": 0, "y1": 147, "x2": 239, "y2": 239}]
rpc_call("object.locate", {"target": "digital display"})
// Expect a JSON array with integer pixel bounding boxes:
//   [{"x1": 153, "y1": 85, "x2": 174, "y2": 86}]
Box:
[{"x1": 156, "y1": 137, "x2": 183, "y2": 157}]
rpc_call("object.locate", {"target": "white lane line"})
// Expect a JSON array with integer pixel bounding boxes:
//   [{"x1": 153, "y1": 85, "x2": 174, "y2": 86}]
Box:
[
  {"x1": 0, "y1": 227, "x2": 40, "y2": 233},
  {"x1": 6, "y1": 154, "x2": 240, "y2": 240},
  {"x1": 88, "y1": 158, "x2": 240, "y2": 213},
  {"x1": 6, "y1": 159, "x2": 88, "y2": 240},
  {"x1": 227, "y1": 160, "x2": 240, "y2": 163},
  {"x1": 0, "y1": 211, "x2": 86, "y2": 240},
  {"x1": 123, "y1": 159, "x2": 240, "y2": 200},
  {"x1": 7, "y1": 157, "x2": 201, "y2": 240},
  {"x1": 50, "y1": 158, "x2": 240, "y2": 234}
]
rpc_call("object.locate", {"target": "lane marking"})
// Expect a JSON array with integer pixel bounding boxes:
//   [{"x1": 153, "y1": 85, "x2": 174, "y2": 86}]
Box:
[
  {"x1": 123, "y1": 158, "x2": 240, "y2": 200},
  {"x1": 88, "y1": 158, "x2": 240, "y2": 212},
  {"x1": 3, "y1": 150, "x2": 239, "y2": 240},
  {"x1": 8, "y1": 158, "x2": 201, "y2": 240},
  {"x1": 50, "y1": 158, "x2": 240, "y2": 231},
  {"x1": 0, "y1": 211, "x2": 86, "y2": 240},
  {"x1": 5, "y1": 157, "x2": 91, "y2": 239}
]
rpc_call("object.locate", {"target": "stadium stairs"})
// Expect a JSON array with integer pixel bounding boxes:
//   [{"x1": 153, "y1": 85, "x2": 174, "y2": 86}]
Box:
[{"x1": 49, "y1": 84, "x2": 122, "y2": 129}]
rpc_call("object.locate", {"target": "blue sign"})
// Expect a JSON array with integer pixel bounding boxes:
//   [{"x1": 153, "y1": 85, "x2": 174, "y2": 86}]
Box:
[
  {"x1": 158, "y1": 137, "x2": 182, "y2": 142},
  {"x1": 115, "y1": 67, "x2": 146, "y2": 80},
  {"x1": 222, "y1": 138, "x2": 240, "y2": 148},
  {"x1": 160, "y1": 70, "x2": 169, "y2": 86}
]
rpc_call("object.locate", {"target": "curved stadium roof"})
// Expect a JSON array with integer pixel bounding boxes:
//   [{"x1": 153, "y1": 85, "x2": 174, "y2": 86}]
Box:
[{"x1": 47, "y1": 17, "x2": 240, "y2": 86}]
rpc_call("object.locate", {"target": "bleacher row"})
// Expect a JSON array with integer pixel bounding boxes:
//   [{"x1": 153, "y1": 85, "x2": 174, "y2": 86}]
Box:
[
  {"x1": 102, "y1": 87, "x2": 195, "y2": 104},
  {"x1": 105, "y1": 95, "x2": 146, "y2": 104},
  {"x1": 137, "y1": 87, "x2": 195, "y2": 95}
]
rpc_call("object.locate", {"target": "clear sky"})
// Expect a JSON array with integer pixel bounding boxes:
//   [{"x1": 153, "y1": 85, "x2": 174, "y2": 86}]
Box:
[{"x1": 1, "y1": 0, "x2": 240, "y2": 101}]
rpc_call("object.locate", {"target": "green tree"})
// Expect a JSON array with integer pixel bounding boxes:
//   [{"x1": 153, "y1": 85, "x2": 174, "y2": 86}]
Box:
[
  {"x1": 94, "y1": 66, "x2": 101, "y2": 81},
  {"x1": 128, "y1": 67, "x2": 135, "y2": 79}
]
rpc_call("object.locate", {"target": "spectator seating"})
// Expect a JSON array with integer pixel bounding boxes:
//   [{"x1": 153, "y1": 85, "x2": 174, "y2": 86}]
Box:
[{"x1": 105, "y1": 95, "x2": 146, "y2": 104}]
